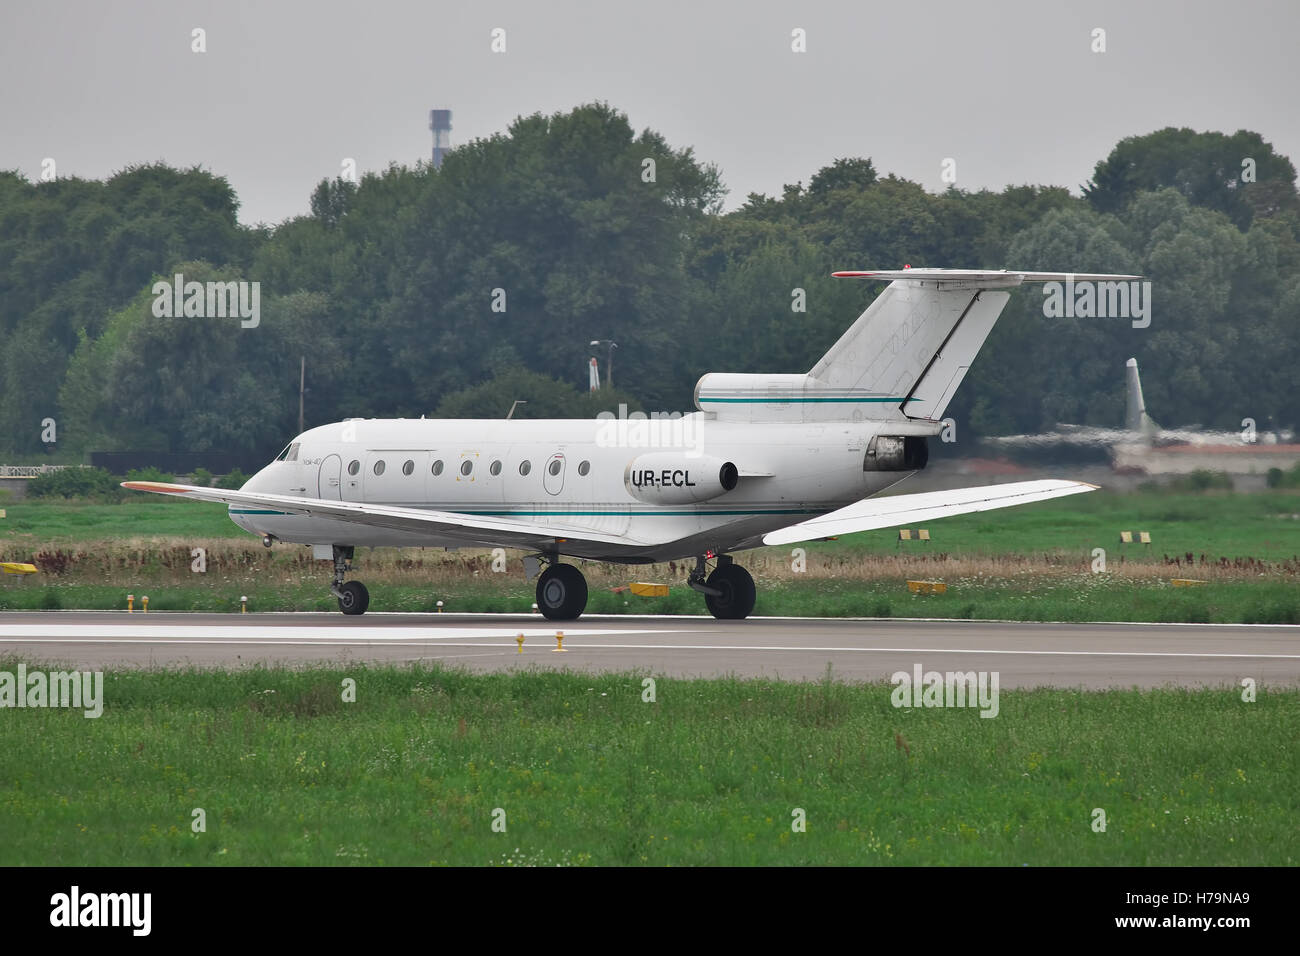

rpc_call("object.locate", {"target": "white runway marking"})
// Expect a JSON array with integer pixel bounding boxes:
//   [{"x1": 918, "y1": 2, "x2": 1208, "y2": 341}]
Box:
[
  {"x1": 1, "y1": 631, "x2": 1298, "y2": 660},
  {"x1": 0, "y1": 624, "x2": 670, "y2": 641}
]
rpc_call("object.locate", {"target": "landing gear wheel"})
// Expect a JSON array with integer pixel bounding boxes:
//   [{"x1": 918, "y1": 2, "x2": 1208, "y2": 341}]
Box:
[
  {"x1": 535, "y1": 564, "x2": 588, "y2": 621},
  {"x1": 705, "y1": 563, "x2": 755, "y2": 620},
  {"x1": 337, "y1": 580, "x2": 369, "y2": 616}
]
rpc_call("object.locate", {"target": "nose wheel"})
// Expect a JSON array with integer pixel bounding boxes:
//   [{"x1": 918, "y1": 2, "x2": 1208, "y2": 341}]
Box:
[
  {"x1": 535, "y1": 563, "x2": 588, "y2": 620},
  {"x1": 328, "y1": 545, "x2": 369, "y2": 615}
]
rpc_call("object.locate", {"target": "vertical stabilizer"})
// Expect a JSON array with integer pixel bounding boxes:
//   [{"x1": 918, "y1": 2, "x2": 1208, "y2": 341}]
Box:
[{"x1": 1124, "y1": 357, "x2": 1160, "y2": 435}]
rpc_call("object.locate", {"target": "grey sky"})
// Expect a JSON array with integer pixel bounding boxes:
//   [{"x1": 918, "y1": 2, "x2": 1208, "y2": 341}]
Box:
[{"x1": 3, "y1": 0, "x2": 1297, "y2": 226}]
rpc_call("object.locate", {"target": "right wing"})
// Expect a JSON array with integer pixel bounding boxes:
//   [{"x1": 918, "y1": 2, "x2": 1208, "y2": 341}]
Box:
[{"x1": 762, "y1": 479, "x2": 1097, "y2": 546}]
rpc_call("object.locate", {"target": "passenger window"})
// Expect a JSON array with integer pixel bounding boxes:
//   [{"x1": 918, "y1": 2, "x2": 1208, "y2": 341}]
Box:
[
  {"x1": 519, "y1": 461, "x2": 531, "y2": 476},
  {"x1": 373, "y1": 460, "x2": 386, "y2": 476},
  {"x1": 402, "y1": 459, "x2": 415, "y2": 476},
  {"x1": 347, "y1": 460, "x2": 360, "y2": 476},
  {"x1": 548, "y1": 459, "x2": 562, "y2": 476},
  {"x1": 489, "y1": 460, "x2": 502, "y2": 476},
  {"x1": 578, "y1": 460, "x2": 590, "y2": 476},
  {"x1": 460, "y1": 460, "x2": 473, "y2": 476},
  {"x1": 432, "y1": 460, "x2": 444, "y2": 476}
]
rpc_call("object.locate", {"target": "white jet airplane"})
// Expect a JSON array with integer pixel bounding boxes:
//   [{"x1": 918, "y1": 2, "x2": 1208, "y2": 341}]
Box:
[{"x1": 125, "y1": 268, "x2": 1135, "y2": 620}]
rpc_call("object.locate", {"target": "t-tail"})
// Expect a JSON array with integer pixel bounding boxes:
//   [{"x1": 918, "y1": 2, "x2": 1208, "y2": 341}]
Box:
[{"x1": 694, "y1": 268, "x2": 1141, "y2": 425}]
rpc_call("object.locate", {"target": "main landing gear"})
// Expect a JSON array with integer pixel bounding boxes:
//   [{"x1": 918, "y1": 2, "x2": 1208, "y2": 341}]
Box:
[
  {"x1": 535, "y1": 562, "x2": 589, "y2": 621},
  {"x1": 330, "y1": 545, "x2": 370, "y2": 616},
  {"x1": 689, "y1": 554, "x2": 755, "y2": 620}
]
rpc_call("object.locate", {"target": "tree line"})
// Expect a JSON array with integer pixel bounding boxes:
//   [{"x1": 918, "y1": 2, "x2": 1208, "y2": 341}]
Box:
[{"x1": 2, "y1": 105, "x2": 1297, "y2": 461}]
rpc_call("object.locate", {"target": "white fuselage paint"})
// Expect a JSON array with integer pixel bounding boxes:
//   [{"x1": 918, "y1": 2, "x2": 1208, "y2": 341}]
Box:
[{"x1": 229, "y1": 415, "x2": 922, "y2": 562}]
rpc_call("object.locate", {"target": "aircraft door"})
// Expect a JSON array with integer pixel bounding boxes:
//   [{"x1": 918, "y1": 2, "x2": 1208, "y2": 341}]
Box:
[
  {"x1": 318, "y1": 454, "x2": 342, "y2": 500},
  {"x1": 542, "y1": 452, "x2": 566, "y2": 496}
]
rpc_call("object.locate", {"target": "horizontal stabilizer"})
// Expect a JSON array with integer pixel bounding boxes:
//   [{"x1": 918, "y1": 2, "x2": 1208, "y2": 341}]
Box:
[
  {"x1": 831, "y1": 269, "x2": 1142, "y2": 287},
  {"x1": 762, "y1": 479, "x2": 1097, "y2": 546}
]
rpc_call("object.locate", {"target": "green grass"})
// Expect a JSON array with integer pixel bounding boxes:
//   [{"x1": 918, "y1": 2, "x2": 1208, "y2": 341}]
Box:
[
  {"x1": 0, "y1": 663, "x2": 1294, "y2": 865},
  {"x1": 3, "y1": 490, "x2": 1298, "y2": 556},
  {"x1": 835, "y1": 486, "x2": 1300, "y2": 560},
  {"x1": 1, "y1": 490, "x2": 1297, "y2": 622},
  {"x1": 0, "y1": 497, "x2": 236, "y2": 543}
]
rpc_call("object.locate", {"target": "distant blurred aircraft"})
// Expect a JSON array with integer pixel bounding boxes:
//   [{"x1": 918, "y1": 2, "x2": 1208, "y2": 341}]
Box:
[{"x1": 984, "y1": 358, "x2": 1293, "y2": 450}]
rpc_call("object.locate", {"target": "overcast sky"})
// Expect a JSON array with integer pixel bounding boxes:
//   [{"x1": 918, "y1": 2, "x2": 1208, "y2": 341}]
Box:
[{"x1": 3, "y1": 0, "x2": 1297, "y2": 226}]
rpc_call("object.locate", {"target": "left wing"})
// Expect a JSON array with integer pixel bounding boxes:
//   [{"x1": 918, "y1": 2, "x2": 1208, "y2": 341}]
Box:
[
  {"x1": 122, "y1": 481, "x2": 649, "y2": 550},
  {"x1": 762, "y1": 479, "x2": 1097, "y2": 546}
]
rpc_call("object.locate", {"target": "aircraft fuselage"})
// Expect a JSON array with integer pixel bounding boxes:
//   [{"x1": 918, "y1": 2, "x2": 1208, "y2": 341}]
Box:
[{"x1": 230, "y1": 415, "x2": 924, "y2": 562}]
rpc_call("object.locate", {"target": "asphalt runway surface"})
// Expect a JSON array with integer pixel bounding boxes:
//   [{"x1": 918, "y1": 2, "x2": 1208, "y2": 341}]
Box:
[{"x1": 0, "y1": 612, "x2": 1297, "y2": 688}]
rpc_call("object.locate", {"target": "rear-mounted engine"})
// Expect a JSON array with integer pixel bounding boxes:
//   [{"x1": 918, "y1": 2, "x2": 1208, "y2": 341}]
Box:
[
  {"x1": 625, "y1": 454, "x2": 739, "y2": 504},
  {"x1": 863, "y1": 435, "x2": 929, "y2": 471}
]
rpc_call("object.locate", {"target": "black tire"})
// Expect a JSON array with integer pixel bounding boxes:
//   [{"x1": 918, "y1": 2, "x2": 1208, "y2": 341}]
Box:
[
  {"x1": 536, "y1": 564, "x2": 588, "y2": 621},
  {"x1": 338, "y1": 580, "x2": 369, "y2": 616},
  {"x1": 704, "y1": 563, "x2": 755, "y2": 620}
]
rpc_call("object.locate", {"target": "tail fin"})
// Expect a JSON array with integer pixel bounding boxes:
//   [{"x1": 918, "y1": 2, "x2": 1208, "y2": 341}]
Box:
[
  {"x1": 811, "y1": 270, "x2": 1138, "y2": 422},
  {"x1": 695, "y1": 269, "x2": 1140, "y2": 424},
  {"x1": 1124, "y1": 357, "x2": 1160, "y2": 435}
]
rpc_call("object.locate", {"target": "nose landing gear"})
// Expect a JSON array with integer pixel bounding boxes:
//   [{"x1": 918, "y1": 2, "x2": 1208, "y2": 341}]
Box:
[{"x1": 329, "y1": 545, "x2": 369, "y2": 615}]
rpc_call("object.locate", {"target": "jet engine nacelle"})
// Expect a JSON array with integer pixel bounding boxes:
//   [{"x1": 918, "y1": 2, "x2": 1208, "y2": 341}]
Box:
[
  {"x1": 863, "y1": 435, "x2": 929, "y2": 471},
  {"x1": 625, "y1": 454, "x2": 739, "y2": 504}
]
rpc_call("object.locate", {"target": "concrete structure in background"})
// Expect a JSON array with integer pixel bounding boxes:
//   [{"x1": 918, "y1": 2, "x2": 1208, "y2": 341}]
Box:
[
  {"x1": 0, "y1": 464, "x2": 84, "y2": 500},
  {"x1": 1112, "y1": 442, "x2": 1300, "y2": 478},
  {"x1": 429, "y1": 109, "x2": 452, "y2": 169}
]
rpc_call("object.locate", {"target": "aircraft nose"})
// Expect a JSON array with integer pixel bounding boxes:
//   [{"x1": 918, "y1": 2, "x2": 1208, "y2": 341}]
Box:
[{"x1": 239, "y1": 465, "x2": 276, "y2": 493}]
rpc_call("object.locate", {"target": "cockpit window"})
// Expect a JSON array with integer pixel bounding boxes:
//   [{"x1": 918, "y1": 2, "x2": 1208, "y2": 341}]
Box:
[{"x1": 274, "y1": 443, "x2": 301, "y2": 462}]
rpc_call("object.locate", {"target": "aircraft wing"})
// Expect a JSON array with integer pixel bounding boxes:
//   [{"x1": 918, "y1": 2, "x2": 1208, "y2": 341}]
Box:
[
  {"x1": 121, "y1": 481, "x2": 647, "y2": 549},
  {"x1": 761, "y1": 479, "x2": 1097, "y2": 546}
]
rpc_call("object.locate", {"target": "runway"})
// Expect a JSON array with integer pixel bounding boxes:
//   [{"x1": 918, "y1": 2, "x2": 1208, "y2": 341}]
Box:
[{"x1": 1, "y1": 612, "x2": 1297, "y2": 688}]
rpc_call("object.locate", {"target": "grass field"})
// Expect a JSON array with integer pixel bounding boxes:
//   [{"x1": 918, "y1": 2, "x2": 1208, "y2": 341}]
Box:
[
  {"x1": 0, "y1": 662, "x2": 1294, "y2": 866},
  {"x1": 1, "y1": 490, "x2": 1297, "y2": 621}
]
